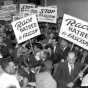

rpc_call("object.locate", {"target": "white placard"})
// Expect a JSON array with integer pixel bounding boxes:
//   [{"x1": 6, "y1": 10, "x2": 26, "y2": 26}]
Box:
[
  {"x1": 59, "y1": 14, "x2": 88, "y2": 50},
  {"x1": 38, "y1": 6, "x2": 57, "y2": 23},
  {"x1": 13, "y1": 14, "x2": 24, "y2": 21},
  {"x1": 0, "y1": 10, "x2": 12, "y2": 21},
  {"x1": 11, "y1": 15, "x2": 41, "y2": 44},
  {"x1": 20, "y1": 4, "x2": 35, "y2": 13},
  {"x1": 1, "y1": 4, "x2": 17, "y2": 13},
  {"x1": 13, "y1": 8, "x2": 38, "y2": 21}
]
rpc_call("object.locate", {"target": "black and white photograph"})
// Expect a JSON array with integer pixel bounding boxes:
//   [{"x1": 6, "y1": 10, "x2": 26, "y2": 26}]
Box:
[{"x1": 0, "y1": 0, "x2": 88, "y2": 88}]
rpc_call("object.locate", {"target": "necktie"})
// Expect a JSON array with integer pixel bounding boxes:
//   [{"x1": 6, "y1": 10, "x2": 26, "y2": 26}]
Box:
[
  {"x1": 71, "y1": 64, "x2": 74, "y2": 74},
  {"x1": 54, "y1": 46, "x2": 56, "y2": 53}
]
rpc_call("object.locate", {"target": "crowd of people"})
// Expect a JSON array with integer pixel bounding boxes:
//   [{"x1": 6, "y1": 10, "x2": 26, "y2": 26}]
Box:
[
  {"x1": 0, "y1": 0, "x2": 88, "y2": 88},
  {"x1": 0, "y1": 20, "x2": 88, "y2": 88}
]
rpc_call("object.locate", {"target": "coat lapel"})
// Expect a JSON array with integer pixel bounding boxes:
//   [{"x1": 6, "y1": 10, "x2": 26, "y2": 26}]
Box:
[
  {"x1": 70, "y1": 63, "x2": 79, "y2": 81},
  {"x1": 65, "y1": 62, "x2": 71, "y2": 78}
]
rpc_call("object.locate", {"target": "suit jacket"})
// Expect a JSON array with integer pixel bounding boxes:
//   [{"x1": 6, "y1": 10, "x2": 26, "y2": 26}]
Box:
[
  {"x1": 51, "y1": 45, "x2": 70, "y2": 64},
  {"x1": 53, "y1": 61, "x2": 84, "y2": 88}
]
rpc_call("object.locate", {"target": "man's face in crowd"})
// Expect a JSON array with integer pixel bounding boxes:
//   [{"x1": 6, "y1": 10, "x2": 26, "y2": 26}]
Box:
[
  {"x1": 60, "y1": 40, "x2": 68, "y2": 49},
  {"x1": 6, "y1": 62, "x2": 16, "y2": 74},
  {"x1": 49, "y1": 33, "x2": 54, "y2": 39},
  {"x1": 40, "y1": 51, "x2": 47, "y2": 61},
  {"x1": 67, "y1": 52, "x2": 76, "y2": 64},
  {"x1": 83, "y1": 50, "x2": 88, "y2": 56},
  {"x1": 51, "y1": 39, "x2": 57, "y2": 46}
]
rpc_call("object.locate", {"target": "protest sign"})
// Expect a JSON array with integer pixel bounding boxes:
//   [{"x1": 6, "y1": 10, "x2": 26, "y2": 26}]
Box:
[
  {"x1": 0, "y1": 4, "x2": 17, "y2": 21},
  {"x1": 4, "y1": 0, "x2": 13, "y2": 5},
  {"x1": 29, "y1": 8, "x2": 38, "y2": 17},
  {"x1": 13, "y1": 12, "x2": 33, "y2": 21},
  {"x1": 0, "y1": 10, "x2": 12, "y2": 21},
  {"x1": 59, "y1": 14, "x2": 88, "y2": 50},
  {"x1": 22, "y1": 8, "x2": 38, "y2": 18},
  {"x1": 20, "y1": 4, "x2": 35, "y2": 13},
  {"x1": 38, "y1": 6, "x2": 57, "y2": 23},
  {"x1": 1, "y1": 4, "x2": 17, "y2": 13},
  {"x1": 13, "y1": 14, "x2": 24, "y2": 21},
  {"x1": 13, "y1": 8, "x2": 38, "y2": 21},
  {"x1": 11, "y1": 15, "x2": 41, "y2": 44}
]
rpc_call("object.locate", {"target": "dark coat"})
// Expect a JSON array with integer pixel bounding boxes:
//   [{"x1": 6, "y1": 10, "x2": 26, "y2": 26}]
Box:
[
  {"x1": 51, "y1": 46, "x2": 70, "y2": 64},
  {"x1": 53, "y1": 61, "x2": 84, "y2": 88}
]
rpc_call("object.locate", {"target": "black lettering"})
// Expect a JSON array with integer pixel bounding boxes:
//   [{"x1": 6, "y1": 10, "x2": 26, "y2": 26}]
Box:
[
  {"x1": 40, "y1": 9, "x2": 44, "y2": 13},
  {"x1": 15, "y1": 18, "x2": 32, "y2": 31},
  {"x1": 66, "y1": 19, "x2": 76, "y2": 26},
  {"x1": 85, "y1": 34, "x2": 88, "y2": 39},
  {"x1": 69, "y1": 27, "x2": 88, "y2": 39},
  {"x1": 23, "y1": 33, "x2": 27, "y2": 38},
  {"x1": 15, "y1": 21, "x2": 22, "y2": 30},
  {"x1": 80, "y1": 32, "x2": 85, "y2": 37},
  {"x1": 23, "y1": 29, "x2": 38, "y2": 38},
  {"x1": 66, "y1": 19, "x2": 88, "y2": 30},
  {"x1": 75, "y1": 29, "x2": 80, "y2": 35},
  {"x1": 19, "y1": 23, "x2": 37, "y2": 33},
  {"x1": 68, "y1": 33, "x2": 88, "y2": 46},
  {"x1": 75, "y1": 23, "x2": 83, "y2": 28},
  {"x1": 69, "y1": 27, "x2": 80, "y2": 35}
]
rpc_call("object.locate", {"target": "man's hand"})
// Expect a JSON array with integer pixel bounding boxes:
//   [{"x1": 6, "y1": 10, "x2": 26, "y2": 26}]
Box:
[{"x1": 67, "y1": 82, "x2": 74, "y2": 88}]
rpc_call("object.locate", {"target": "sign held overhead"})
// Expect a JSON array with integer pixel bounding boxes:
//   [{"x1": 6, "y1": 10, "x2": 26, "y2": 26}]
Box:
[
  {"x1": 38, "y1": 6, "x2": 57, "y2": 23},
  {"x1": 59, "y1": 14, "x2": 88, "y2": 50},
  {"x1": 20, "y1": 4, "x2": 35, "y2": 13},
  {"x1": 11, "y1": 15, "x2": 41, "y2": 44}
]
